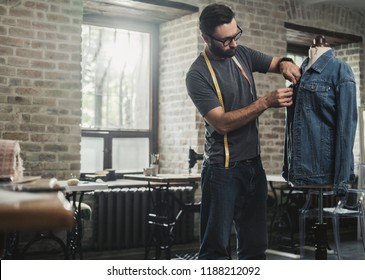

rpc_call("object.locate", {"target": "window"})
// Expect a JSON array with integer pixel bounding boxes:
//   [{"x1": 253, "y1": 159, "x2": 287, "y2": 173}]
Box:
[
  {"x1": 80, "y1": 17, "x2": 159, "y2": 174},
  {"x1": 285, "y1": 52, "x2": 306, "y2": 87},
  {"x1": 81, "y1": 25, "x2": 150, "y2": 130}
]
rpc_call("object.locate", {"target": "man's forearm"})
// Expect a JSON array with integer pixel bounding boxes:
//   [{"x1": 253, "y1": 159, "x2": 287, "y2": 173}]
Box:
[{"x1": 207, "y1": 97, "x2": 269, "y2": 135}]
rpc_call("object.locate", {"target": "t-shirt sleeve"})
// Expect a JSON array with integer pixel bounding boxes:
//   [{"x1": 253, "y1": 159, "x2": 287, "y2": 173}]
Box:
[
  {"x1": 186, "y1": 67, "x2": 221, "y2": 117},
  {"x1": 236, "y1": 45, "x2": 273, "y2": 73}
]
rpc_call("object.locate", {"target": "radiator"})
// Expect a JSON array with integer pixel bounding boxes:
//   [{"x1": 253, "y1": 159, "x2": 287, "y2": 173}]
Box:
[{"x1": 92, "y1": 186, "x2": 195, "y2": 251}]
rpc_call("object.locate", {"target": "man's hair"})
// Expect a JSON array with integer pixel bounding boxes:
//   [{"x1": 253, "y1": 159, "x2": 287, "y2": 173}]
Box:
[{"x1": 199, "y1": 3, "x2": 235, "y2": 35}]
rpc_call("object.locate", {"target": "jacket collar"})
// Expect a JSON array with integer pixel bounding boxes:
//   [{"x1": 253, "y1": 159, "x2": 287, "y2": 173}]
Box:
[{"x1": 302, "y1": 48, "x2": 334, "y2": 73}]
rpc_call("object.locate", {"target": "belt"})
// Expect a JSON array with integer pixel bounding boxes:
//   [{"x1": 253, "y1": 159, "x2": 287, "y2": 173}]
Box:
[
  {"x1": 238, "y1": 156, "x2": 260, "y2": 164},
  {"x1": 208, "y1": 156, "x2": 260, "y2": 168}
]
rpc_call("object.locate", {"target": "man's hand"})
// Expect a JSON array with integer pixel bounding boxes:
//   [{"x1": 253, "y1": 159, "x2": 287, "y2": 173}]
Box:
[
  {"x1": 280, "y1": 61, "x2": 301, "y2": 85},
  {"x1": 262, "y1": 87, "x2": 293, "y2": 108}
]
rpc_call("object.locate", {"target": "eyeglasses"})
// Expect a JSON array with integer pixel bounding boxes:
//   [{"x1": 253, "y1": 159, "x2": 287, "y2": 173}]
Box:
[{"x1": 207, "y1": 25, "x2": 243, "y2": 47}]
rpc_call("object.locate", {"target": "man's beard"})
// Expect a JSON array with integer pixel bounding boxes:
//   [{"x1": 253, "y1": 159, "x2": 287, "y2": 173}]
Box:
[{"x1": 210, "y1": 43, "x2": 236, "y2": 58}]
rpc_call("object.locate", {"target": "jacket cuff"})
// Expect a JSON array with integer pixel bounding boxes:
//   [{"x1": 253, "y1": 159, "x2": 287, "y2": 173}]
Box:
[{"x1": 333, "y1": 183, "x2": 349, "y2": 197}]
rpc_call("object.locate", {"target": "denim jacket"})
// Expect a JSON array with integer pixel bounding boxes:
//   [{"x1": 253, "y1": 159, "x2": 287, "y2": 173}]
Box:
[{"x1": 282, "y1": 49, "x2": 357, "y2": 195}]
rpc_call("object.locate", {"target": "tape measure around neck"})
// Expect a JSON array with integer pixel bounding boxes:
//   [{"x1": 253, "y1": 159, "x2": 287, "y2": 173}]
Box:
[
  {"x1": 232, "y1": 56, "x2": 251, "y2": 85},
  {"x1": 202, "y1": 46, "x2": 229, "y2": 168}
]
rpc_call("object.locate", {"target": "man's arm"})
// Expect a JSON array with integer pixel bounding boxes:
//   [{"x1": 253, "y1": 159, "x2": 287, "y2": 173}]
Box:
[
  {"x1": 204, "y1": 87, "x2": 293, "y2": 135},
  {"x1": 269, "y1": 56, "x2": 301, "y2": 85}
]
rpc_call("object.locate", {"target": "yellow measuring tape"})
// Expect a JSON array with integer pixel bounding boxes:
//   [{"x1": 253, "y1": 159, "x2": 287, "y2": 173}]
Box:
[{"x1": 202, "y1": 45, "x2": 230, "y2": 168}]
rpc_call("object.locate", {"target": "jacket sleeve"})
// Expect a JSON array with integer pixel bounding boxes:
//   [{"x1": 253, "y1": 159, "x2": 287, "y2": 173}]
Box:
[{"x1": 333, "y1": 66, "x2": 357, "y2": 195}]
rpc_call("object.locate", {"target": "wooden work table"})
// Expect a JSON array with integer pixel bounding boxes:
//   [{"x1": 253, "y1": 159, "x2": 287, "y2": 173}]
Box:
[
  {"x1": 0, "y1": 179, "x2": 107, "y2": 259},
  {"x1": 123, "y1": 173, "x2": 201, "y2": 185},
  {"x1": 0, "y1": 190, "x2": 74, "y2": 258},
  {"x1": 0, "y1": 190, "x2": 74, "y2": 233}
]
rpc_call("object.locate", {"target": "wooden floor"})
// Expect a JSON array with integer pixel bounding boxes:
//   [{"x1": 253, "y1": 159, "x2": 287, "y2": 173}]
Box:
[
  {"x1": 81, "y1": 238, "x2": 365, "y2": 260},
  {"x1": 13, "y1": 208, "x2": 365, "y2": 260},
  {"x1": 16, "y1": 233, "x2": 364, "y2": 260}
]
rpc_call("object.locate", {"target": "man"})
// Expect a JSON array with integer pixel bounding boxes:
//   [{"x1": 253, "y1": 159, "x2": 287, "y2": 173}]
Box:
[{"x1": 185, "y1": 3, "x2": 301, "y2": 260}]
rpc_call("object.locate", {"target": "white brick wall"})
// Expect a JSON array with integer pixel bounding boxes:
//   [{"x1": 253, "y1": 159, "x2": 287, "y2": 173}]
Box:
[
  {"x1": 0, "y1": 0, "x2": 83, "y2": 179},
  {"x1": 159, "y1": 13, "x2": 202, "y2": 174}
]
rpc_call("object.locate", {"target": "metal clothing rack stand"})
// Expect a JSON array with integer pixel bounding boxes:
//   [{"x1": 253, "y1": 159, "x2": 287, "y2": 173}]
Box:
[
  {"x1": 312, "y1": 188, "x2": 328, "y2": 260},
  {"x1": 296, "y1": 183, "x2": 332, "y2": 260}
]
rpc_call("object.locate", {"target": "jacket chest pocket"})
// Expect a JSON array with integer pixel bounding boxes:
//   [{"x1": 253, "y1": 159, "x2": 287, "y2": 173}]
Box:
[{"x1": 300, "y1": 82, "x2": 334, "y2": 109}]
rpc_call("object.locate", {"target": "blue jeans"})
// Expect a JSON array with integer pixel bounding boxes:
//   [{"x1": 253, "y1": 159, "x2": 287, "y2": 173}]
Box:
[{"x1": 198, "y1": 157, "x2": 268, "y2": 260}]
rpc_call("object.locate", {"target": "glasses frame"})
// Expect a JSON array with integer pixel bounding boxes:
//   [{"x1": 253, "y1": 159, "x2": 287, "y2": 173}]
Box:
[{"x1": 207, "y1": 25, "x2": 243, "y2": 47}]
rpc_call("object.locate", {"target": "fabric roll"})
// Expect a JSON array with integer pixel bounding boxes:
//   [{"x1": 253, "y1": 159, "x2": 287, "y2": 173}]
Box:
[{"x1": 0, "y1": 140, "x2": 24, "y2": 180}]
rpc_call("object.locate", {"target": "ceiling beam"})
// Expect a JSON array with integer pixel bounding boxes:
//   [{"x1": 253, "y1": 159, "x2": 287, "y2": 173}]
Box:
[{"x1": 285, "y1": 22, "x2": 362, "y2": 50}]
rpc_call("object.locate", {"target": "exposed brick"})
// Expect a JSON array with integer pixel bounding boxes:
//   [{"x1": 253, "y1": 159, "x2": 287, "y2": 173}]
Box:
[
  {"x1": 0, "y1": 65, "x2": 16, "y2": 76},
  {"x1": 24, "y1": 1, "x2": 49, "y2": 11},
  {"x1": 20, "y1": 142, "x2": 42, "y2": 152},
  {"x1": 39, "y1": 153, "x2": 56, "y2": 161},
  {"x1": 33, "y1": 97, "x2": 57, "y2": 107},
  {"x1": 7, "y1": 95, "x2": 32, "y2": 105},
  {"x1": 20, "y1": 123, "x2": 46, "y2": 132},
  {"x1": 0, "y1": 6, "x2": 6, "y2": 15},
  {"x1": 58, "y1": 62, "x2": 80, "y2": 71},
  {"x1": 32, "y1": 21, "x2": 57, "y2": 31},
  {"x1": 4, "y1": 122, "x2": 18, "y2": 131},
  {"x1": 16, "y1": 48, "x2": 42, "y2": 59},
  {"x1": 0, "y1": 103, "x2": 12, "y2": 113},
  {"x1": 9, "y1": 27, "x2": 35, "y2": 38},
  {"x1": 33, "y1": 80, "x2": 58, "y2": 88},
  {"x1": 31, "y1": 60, "x2": 56, "y2": 70},
  {"x1": 0, "y1": 85, "x2": 11, "y2": 94},
  {"x1": 2, "y1": 132, "x2": 29, "y2": 141},
  {"x1": 44, "y1": 143, "x2": 68, "y2": 152},
  {"x1": 46, "y1": 125, "x2": 70, "y2": 134},
  {"x1": 15, "y1": 87, "x2": 39, "y2": 95},
  {"x1": 30, "y1": 133, "x2": 57, "y2": 142},
  {"x1": 31, "y1": 41, "x2": 56, "y2": 50},
  {"x1": 46, "y1": 13, "x2": 70, "y2": 24},
  {"x1": 42, "y1": 162, "x2": 69, "y2": 170},
  {"x1": 44, "y1": 71, "x2": 70, "y2": 80},
  {"x1": 8, "y1": 56, "x2": 29, "y2": 67},
  {"x1": 44, "y1": 50, "x2": 68, "y2": 60},
  {"x1": 31, "y1": 114, "x2": 57, "y2": 125},
  {"x1": 17, "y1": 69, "x2": 42, "y2": 79}
]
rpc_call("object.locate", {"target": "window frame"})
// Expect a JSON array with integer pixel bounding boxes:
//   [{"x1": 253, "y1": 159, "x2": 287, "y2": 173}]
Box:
[{"x1": 81, "y1": 14, "x2": 159, "y2": 172}]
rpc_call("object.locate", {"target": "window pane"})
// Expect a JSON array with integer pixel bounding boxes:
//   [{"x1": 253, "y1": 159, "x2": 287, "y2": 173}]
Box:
[
  {"x1": 81, "y1": 25, "x2": 150, "y2": 130},
  {"x1": 286, "y1": 53, "x2": 305, "y2": 87},
  {"x1": 112, "y1": 138, "x2": 149, "y2": 172},
  {"x1": 80, "y1": 137, "x2": 104, "y2": 173}
]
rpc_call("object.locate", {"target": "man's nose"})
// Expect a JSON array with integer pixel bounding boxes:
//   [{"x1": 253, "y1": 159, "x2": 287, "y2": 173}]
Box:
[{"x1": 229, "y1": 39, "x2": 238, "y2": 47}]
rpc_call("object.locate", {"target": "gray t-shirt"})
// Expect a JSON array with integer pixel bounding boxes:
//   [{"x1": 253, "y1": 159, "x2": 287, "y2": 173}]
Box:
[{"x1": 186, "y1": 45, "x2": 272, "y2": 164}]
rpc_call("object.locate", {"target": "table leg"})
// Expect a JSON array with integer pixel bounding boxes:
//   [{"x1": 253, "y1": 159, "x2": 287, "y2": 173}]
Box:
[
  {"x1": 22, "y1": 231, "x2": 69, "y2": 259},
  {"x1": 313, "y1": 189, "x2": 327, "y2": 260},
  {"x1": 1, "y1": 232, "x2": 19, "y2": 259},
  {"x1": 145, "y1": 182, "x2": 179, "y2": 259},
  {"x1": 0, "y1": 233, "x2": 4, "y2": 258},
  {"x1": 66, "y1": 191, "x2": 84, "y2": 259}
]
